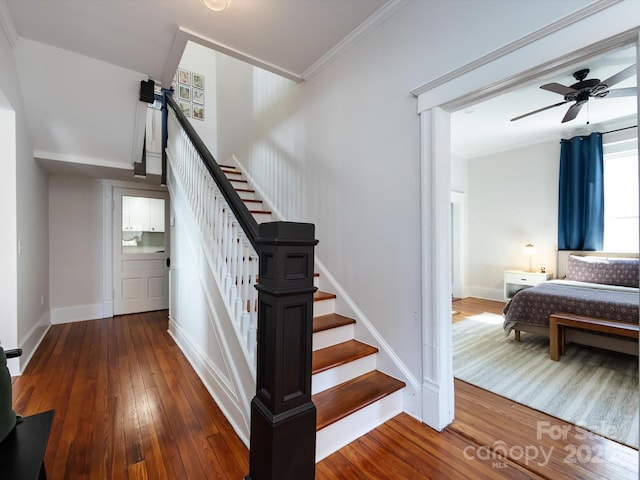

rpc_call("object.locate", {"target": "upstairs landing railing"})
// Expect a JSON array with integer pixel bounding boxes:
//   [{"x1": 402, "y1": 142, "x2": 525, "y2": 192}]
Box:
[{"x1": 162, "y1": 90, "x2": 317, "y2": 480}]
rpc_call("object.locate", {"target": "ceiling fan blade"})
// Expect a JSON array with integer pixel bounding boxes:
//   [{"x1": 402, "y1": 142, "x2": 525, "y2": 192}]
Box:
[
  {"x1": 601, "y1": 87, "x2": 637, "y2": 98},
  {"x1": 561, "y1": 102, "x2": 585, "y2": 123},
  {"x1": 510, "y1": 100, "x2": 569, "y2": 122},
  {"x1": 600, "y1": 64, "x2": 637, "y2": 88},
  {"x1": 540, "y1": 83, "x2": 576, "y2": 96}
]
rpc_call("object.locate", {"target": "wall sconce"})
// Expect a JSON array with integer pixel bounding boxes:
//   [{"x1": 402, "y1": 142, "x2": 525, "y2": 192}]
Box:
[
  {"x1": 201, "y1": 0, "x2": 229, "y2": 12},
  {"x1": 522, "y1": 243, "x2": 536, "y2": 272}
]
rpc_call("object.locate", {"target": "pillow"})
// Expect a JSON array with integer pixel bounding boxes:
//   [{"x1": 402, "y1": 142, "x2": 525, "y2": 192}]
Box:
[{"x1": 566, "y1": 255, "x2": 639, "y2": 288}]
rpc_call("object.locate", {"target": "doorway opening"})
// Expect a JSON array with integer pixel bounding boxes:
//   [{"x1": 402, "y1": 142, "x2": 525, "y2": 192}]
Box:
[
  {"x1": 438, "y1": 40, "x2": 637, "y2": 450},
  {"x1": 112, "y1": 187, "x2": 170, "y2": 315}
]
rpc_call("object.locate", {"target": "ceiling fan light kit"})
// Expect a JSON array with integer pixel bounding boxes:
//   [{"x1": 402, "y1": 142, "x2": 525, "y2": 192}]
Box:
[{"x1": 511, "y1": 63, "x2": 637, "y2": 123}]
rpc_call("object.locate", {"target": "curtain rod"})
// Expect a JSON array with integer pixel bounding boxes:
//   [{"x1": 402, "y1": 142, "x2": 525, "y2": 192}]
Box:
[{"x1": 602, "y1": 125, "x2": 637, "y2": 135}]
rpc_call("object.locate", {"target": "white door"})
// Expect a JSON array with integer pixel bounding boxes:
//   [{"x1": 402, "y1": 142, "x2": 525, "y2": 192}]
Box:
[{"x1": 113, "y1": 188, "x2": 170, "y2": 315}]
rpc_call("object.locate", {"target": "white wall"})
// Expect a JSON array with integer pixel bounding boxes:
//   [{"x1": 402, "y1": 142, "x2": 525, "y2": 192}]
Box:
[
  {"x1": 177, "y1": 41, "x2": 218, "y2": 158},
  {"x1": 0, "y1": 89, "x2": 18, "y2": 366},
  {"x1": 451, "y1": 152, "x2": 468, "y2": 194},
  {"x1": 0, "y1": 23, "x2": 49, "y2": 374},
  {"x1": 14, "y1": 37, "x2": 147, "y2": 169},
  {"x1": 49, "y1": 175, "x2": 104, "y2": 322},
  {"x1": 466, "y1": 140, "x2": 560, "y2": 300},
  {"x1": 214, "y1": 0, "x2": 594, "y2": 407}
]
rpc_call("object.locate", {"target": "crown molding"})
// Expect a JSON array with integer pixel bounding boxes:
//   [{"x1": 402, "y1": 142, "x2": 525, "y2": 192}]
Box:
[
  {"x1": 0, "y1": 0, "x2": 17, "y2": 49},
  {"x1": 410, "y1": 0, "x2": 624, "y2": 97},
  {"x1": 162, "y1": 26, "x2": 303, "y2": 87},
  {"x1": 301, "y1": 0, "x2": 410, "y2": 81}
]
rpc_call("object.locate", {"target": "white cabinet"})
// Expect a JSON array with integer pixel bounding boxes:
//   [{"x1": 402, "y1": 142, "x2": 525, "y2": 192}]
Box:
[
  {"x1": 149, "y1": 198, "x2": 165, "y2": 232},
  {"x1": 122, "y1": 196, "x2": 165, "y2": 232},
  {"x1": 504, "y1": 270, "x2": 552, "y2": 301}
]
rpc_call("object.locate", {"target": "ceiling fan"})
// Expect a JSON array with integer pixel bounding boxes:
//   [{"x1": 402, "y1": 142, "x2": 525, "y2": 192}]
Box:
[{"x1": 511, "y1": 64, "x2": 637, "y2": 123}]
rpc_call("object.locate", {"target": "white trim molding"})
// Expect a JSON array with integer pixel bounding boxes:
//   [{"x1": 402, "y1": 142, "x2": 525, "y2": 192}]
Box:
[
  {"x1": 9, "y1": 311, "x2": 50, "y2": 376},
  {"x1": 168, "y1": 317, "x2": 250, "y2": 447},
  {"x1": 410, "y1": 0, "x2": 623, "y2": 98},
  {"x1": 50, "y1": 303, "x2": 109, "y2": 324},
  {"x1": 301, "y1": 0, "x2": 410, "y2": 80},
  {"x1": 420, "y1": 107, "x2": 454, "y2": 431},
  {"x1": 162, "y1": 27, "x2": 301, "y2": 87}
]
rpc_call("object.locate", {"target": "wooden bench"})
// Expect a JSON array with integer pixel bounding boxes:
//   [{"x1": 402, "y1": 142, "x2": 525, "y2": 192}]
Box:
[{"x1": 549, "y1": 312, "x2": 640, "y2": 361}]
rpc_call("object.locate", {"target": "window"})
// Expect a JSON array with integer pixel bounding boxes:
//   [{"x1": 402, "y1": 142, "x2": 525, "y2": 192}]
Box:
[{"x1": 603, "y1": 146, "x2": 639, "y2": 252}]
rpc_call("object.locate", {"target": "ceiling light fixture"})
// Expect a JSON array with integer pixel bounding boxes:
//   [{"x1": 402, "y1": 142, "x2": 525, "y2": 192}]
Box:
[{"x1": 201, "y1": 0, "x2": 229, "y2": 12}]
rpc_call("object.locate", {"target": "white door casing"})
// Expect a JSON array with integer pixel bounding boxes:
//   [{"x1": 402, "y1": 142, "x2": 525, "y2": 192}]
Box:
[
  {"x1": 113, "y1": 187, "x2": 170, "y2": 315},
  {"x1": 415, "y1": 8, "x2": 639, "y2": 431}
]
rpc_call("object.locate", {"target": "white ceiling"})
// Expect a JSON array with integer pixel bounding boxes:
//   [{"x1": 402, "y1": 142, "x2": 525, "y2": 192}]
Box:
[
  {"x1": 5, "y1": 0, "x2": 388, "y2": 81},
  {"x1": 452, "y1": 44, "x2": 638, "y2": 159},
  {"x1": 4, "y1": 0, "x2": 636, "y2": 164}
]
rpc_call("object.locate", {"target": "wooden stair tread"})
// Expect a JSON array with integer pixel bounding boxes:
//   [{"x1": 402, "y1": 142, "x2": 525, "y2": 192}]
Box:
[
  {"x1": 234, "y1": 187, "x2": 255, "y2": 193},
  {"x1": 314, "y1": 371, "x2": 405, "y2": 431},
  {"x1": 314, "y1": 291, "x2": 336, "y2": 301},
  {"x1": 313, "y1": 313, "x2": 355, "y2": 333},
  {"x1": 249, "y1": 210, "x2": 271, "y2": 215},
  {"x1": 312, "y1": 340, "x2": 378, "y2": 374}
]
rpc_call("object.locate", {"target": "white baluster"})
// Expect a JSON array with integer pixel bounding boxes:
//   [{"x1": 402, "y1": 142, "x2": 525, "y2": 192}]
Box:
[{"x1": 167, "y1": 110, "x2": 261, "y2": 370}]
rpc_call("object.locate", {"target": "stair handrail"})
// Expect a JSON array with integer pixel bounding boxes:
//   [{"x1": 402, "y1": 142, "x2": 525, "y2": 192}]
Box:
[
  {"x1": 163, "y1": 91, "x2": 259, "y2": 249},
  {"x1": 161, "y1": 88, "x2": 318, "y2": 479}
]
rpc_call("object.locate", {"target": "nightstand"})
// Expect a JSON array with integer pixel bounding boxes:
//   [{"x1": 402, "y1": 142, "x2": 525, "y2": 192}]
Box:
[{"x1": 504, "y1": 270, "x2": 552, "y2": 301}]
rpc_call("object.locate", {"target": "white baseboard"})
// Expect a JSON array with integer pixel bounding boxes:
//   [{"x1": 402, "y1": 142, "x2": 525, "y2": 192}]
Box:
[
  {"x1": 421, "y1": 377, "x2": 454, "y2": 431},
  {"x1": 168, "y1": 317, "x2": 250, "y2": 447},
  {"x1": 50, "y1": 302, "x2": 110, "y2": 324},
  {"x1": 9, "y1": 310, "x2": 51, "y2": 376},
  {"x1": 467, "y1": 286, "x2": 504, "y2": 302}
]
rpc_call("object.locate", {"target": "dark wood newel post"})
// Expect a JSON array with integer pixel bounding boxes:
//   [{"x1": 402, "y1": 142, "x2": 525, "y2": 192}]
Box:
[{"x1": 245, "y1": 221, "x2": 318, "y2": 480}]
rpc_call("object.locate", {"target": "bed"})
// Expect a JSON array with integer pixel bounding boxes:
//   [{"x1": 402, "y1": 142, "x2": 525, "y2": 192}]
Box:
[{"x1": 503, "y1": 252, "x2": 640, "y2": 356}]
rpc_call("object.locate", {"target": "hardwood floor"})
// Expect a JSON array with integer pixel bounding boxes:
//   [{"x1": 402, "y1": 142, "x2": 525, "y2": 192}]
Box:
[
  {"x1": 10, "y1": 308, "x2": 637, "y2": 479},
  {"x1": 452, "y1": 296, "x2": 505, "y2": 322}
]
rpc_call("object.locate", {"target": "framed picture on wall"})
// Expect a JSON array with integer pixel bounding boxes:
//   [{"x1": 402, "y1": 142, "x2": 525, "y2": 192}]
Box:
[
  {"x1": 178, "y1": 100, "x2": 191, "y2": 117},
  {"x1": 192, "y1": 88, "x2": 204, "y2": 105},
  {"x1": 178, "y1": 69, "x2": 191, "y2": 85},
  {"x1": 192, "y1": 73, "x2": 204, "y2": 89},
  {"x1": 178, "y1": 85, "x2": 191, "y2": 101},
  {"x1": 193, "y1": 105, "x2": 204, "y2": 121}
]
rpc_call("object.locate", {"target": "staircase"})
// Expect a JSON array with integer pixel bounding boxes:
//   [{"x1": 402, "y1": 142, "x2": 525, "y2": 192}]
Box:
[{"x1": 221, "y1": 163, "x2": 406, "y2": 461}]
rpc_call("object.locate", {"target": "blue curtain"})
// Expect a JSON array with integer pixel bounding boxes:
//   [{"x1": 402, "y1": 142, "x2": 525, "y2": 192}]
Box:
[{"x1": 558, "y1": 132, "x2": 604, "y2": 251}]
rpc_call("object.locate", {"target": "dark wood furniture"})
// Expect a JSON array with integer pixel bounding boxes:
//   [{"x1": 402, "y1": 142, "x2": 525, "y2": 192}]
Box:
[
  {"x1": 0, "y1": 410, "x2": 54, "y2": 480},
  {"x1": 549, "y1": 312, "x2": 640, "y2": 361}
]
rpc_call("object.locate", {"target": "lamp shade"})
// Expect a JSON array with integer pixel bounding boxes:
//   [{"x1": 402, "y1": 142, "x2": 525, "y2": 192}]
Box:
[
  {"x1": 202, "y1": 0, "x2": 229, "y2": 11},
  {"x1": 522, "y1": 243, "x2": 536, "y2": 255}
]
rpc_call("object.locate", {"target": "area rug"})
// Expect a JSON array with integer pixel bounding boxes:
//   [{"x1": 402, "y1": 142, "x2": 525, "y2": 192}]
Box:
[{"x1": 453, "y1": 313, "x2": 639, "y2": 448}]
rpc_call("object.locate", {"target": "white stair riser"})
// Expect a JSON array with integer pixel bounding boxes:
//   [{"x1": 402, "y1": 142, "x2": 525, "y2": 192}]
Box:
[
  {"x1": 313, "y1": 298, "x2": 335, "y2": 317},
  {"x1": 237, "y1": 190, "x2": 256, "y2": 200},
  {"x1": 315, "y1": 389, "x2": 403, "y2": 462},
  {"x1": 223, "y1": 171, "x2": 243, "y2": 179},
  {"x1": 252, "y1": 212, "x2": 272, "y2": 223},
  {"x1": 243, "y1": 201, "x2": 265, "y2": 210},
  {"x1": 312, "y1": 354, "x2": 377, "y2": 395},
  {"x1": 313, "y1": 324, "x2": 354, "y2": 351},
  {"x1": 314, "y1": 276, "x2": 319, "y2": 288},
  {"x1": 230, "y1": 179, "x2": 249, "y2": 189}
]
